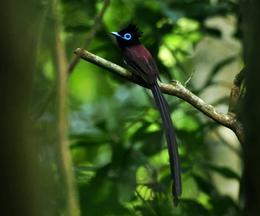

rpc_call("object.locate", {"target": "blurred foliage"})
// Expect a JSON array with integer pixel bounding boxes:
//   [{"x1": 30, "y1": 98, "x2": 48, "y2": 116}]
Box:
[{"x1": 33, "y1": 0, "x2": 242, "y2": 215}]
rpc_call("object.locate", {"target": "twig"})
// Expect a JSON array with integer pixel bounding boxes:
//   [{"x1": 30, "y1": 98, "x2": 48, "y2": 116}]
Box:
[
  {"x1": 135, "y1": 189, "x2": 158, "y2": 216},
  {"x1": 228, "y1": 68, "x2": 245, "y2": 114},
  {"x1": 67, "y1": 0, "x2": 110, "y2": 73},
  {"x1": 74, "y1": 48, "x2": 245, "y2": 144},
  {"x1": 32, "y1": 0, "x2": 110, "y2": 121},
  {"x1": 184, "y1": 71, "x2": 193, "y2": 87}
]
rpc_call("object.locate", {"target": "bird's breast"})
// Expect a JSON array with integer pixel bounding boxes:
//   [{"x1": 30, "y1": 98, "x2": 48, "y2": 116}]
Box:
[{"x1": 125, "y1": 44, "x2": 151, "y2": 59}]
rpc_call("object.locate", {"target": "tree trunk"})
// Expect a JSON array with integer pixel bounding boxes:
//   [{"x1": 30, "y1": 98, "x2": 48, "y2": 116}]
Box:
[
  {"x1": 0, "y1": 1, "x2": 80, "y2": 215},
  {"x1": 242, "y1": 0, "x2": 260, "y2": 215},
  {"x1": 0, "y1": 1, "x2": 46, "y2": 215}
]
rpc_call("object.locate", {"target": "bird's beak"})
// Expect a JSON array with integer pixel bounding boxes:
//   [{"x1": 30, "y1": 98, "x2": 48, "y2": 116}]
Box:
[{"x1": 111, "y1": 32, "x2": 121, "y2": 37}]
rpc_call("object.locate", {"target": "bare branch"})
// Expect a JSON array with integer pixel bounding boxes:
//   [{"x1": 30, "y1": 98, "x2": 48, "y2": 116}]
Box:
[{"x1": 74, "y1": 48, "x2": 245, "y2": 144}]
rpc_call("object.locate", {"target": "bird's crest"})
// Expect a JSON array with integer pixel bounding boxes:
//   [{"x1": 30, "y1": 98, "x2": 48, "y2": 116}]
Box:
[{"x1": 119, "y1": 23, "x2": 143, "y2": 38}]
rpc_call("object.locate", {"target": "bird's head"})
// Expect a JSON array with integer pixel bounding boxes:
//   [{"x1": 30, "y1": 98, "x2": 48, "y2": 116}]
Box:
[{"x1": 111, "y1": 24, "x2": 142, "y2": 48}]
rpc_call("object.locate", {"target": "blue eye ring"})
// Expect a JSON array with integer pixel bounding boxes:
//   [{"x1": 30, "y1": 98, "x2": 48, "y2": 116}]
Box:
[{"x1": 123, "y1": 33, "x2": 132, "y2": 40}]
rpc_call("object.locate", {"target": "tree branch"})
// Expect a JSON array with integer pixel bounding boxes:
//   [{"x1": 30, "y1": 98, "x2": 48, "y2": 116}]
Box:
[
  {"x1": 32, "y1": 0, "x2": 110, "y2": 121},
  {"x1": 74, "y1": 48, "x2": 244, "y2": 144},
  {"x1": 67, "y1": 0, "x2": 110, "y2": 73}
]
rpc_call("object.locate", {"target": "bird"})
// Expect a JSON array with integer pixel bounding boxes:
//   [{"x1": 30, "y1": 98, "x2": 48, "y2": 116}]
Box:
[{"x1": 111, "y1": 24, "x2": 181, "y2": 205}]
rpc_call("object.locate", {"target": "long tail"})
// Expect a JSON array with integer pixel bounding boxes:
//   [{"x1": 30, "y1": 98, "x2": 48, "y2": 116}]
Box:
[{"x1": 151, "y1": 82, "x2": 182, "y2": 205}]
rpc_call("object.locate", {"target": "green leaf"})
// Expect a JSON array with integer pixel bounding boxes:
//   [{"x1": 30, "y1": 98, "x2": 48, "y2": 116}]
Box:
[{"x1": 208, "y1": 164, "x2": 240, "y2": 181}]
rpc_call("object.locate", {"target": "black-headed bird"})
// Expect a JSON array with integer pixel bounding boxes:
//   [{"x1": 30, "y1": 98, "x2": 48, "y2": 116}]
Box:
[{"x1": 111, "y1": 24, "x2": 181, "y2": 205}]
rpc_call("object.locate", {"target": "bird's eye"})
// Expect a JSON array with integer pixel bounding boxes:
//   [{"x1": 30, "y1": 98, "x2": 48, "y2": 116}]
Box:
[{"x1": 123, "y1": 33, "x2": 132, "y2": 40}]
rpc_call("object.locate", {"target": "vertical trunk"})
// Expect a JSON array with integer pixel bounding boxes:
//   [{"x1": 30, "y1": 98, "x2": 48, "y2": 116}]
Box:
[
  {"x1": 51, "y1": 0, "x2": 80, "y2": 215},
  {"x1": 242, "y1": 0, "x2": 260, "y2": 215},
  {"x1": 0, "y1": 1, "x2": 80, "y2": 215},
  {"x1": 0, "y1": 0, "x2": 45, "y2": 215}
]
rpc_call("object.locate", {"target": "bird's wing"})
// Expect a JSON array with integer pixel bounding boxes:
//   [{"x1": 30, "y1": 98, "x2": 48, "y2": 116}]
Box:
[{"x1": 123, "y1": 46, "x2": 159, "y2": 85}]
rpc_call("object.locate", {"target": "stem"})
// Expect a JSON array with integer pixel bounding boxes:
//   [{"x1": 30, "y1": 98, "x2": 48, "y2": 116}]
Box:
[{"x1": 52, "y1": 1, "x2": 80, "y2": 215}]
